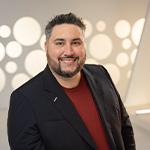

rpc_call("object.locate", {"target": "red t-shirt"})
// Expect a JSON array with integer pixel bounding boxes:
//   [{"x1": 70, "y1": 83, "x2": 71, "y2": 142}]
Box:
[{"x1": 64, "y1": 73, "x2": 110, "y2": 150}]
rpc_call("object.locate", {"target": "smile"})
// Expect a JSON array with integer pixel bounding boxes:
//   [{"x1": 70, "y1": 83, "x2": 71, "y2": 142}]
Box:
[{"x1": 59, "y1": 56, "x2": 79, "y2": 63}]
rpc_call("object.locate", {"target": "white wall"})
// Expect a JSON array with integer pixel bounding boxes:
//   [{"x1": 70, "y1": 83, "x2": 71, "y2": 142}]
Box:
[{"x1": 126, "y1": 2, "x2": 150, "y2": 106}]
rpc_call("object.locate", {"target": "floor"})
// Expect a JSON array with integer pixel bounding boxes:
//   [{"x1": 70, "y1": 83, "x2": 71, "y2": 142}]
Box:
[{"x1": 127, "y1": 104, "x2": 150, "y2": 150}]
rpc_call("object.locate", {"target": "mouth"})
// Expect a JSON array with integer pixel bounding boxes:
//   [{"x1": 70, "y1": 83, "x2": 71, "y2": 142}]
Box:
[{"x1": 58, "y1": 56, "x2": 79, "y2": 64}]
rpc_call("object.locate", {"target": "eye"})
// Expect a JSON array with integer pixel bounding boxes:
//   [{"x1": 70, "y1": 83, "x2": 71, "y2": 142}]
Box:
[
  {"x1": 72, "y1": 40, "x2": 82, "y2": 46},
  {"x1": 55, "y1": 41, "x2": 64, "y2": 46}
]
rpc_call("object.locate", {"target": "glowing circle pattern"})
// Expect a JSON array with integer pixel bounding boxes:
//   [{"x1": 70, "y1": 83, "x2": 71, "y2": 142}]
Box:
[
  {"x1": 116, "y1": 53, "x2": 129, "y2": 67},
  {"x1": 0, "y1": 25, "x2": 11, "y2": 38},
  {"x1": 0, "y1": 68, "x2": 6, "y2": 92},
  {"x1": 127, "y1": 70, "x2": 131, "y2": 78},
  {"x1": 83, "y1": 19, "x2": 93, "y2": 38},
  {"x1": 85, "y1": 58, "x2": 99, "y2": 64},
  {"x1": 13, "y1": 17, "x2": 41, "y2": 46},
  {"x1": 114, "y1": 20, "x2": 131, "y2": 39},
  {"x1": 131, "y1": 18, "x2": 145, "y2": 46},
  {"x1": 131, "y1": 49, "x2": 138, "y2": 64},
  {"x1": 25, "y1": 50, "x2": 47, "y2": 76},
  {"x1": 0, "y1": 16, "x2": 143, "y2": 104},
  {"x1": 6, "y1": 41, "x2": 23, "y2": 58},
  {"x1": 122, "y1": 39, "x2": 132, "y2": 50},
  {"x1": 12, "y1": 73, "x2": 30, "y2": 90},
  {"x1": 89, "y1": 34, "x2": 112, "y2": 60},
  {"x1": 5, "y1": 61, "x2": 17, "y2": 74},
  {"x1": 40, "y1": 34, "x2": 46, "y2": 50},
  {"x1": 96, "y1": 21, "x2": 106, "y2": 32},
  {"x1": 104, "y1": 64, "x2": 120, "y2": 85},
  {"x1": 0, "y1": 43, "x2": 5, "y2": 61}
]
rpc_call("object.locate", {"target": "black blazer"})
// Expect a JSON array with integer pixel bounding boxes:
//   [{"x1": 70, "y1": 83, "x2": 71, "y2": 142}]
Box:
[{"x1": 7, "y1": 64, "x2": 136, "y2": 150}]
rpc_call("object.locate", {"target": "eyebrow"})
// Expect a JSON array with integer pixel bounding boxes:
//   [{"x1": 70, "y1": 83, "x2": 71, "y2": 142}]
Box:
[
  {"x1": 54, "y1": 38, "x2": 65, "y2": 42},
  {"x1": 54, "y1": 38, "x2": 82, "y2": 42},
  {"x1": 72, "y1": 38, "x2": 82, "y2": 41}
]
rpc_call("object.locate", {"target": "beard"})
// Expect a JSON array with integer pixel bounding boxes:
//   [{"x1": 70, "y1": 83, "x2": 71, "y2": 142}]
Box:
[{"x1": 47, "y1": 54, "x2": 86, "y2": 78}]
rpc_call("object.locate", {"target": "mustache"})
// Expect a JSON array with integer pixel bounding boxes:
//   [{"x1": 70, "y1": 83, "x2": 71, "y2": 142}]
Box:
[{"x1": 58, "y1": 56, "x2": 79, "y2": 61}]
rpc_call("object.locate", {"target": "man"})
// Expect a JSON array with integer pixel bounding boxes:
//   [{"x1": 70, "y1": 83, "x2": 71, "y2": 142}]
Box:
[{"x1": 7, "y1": 13, "x2": 136, "y2": 150}]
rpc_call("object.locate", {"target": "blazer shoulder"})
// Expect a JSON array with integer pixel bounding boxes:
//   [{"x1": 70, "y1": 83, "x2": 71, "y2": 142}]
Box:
[
  {"x1": 12, "y1": 70, "x2": 44, "y2": 96},
  {"x1": 84, "y1": 64, "x2": 108, "y2": 76},
  {"x1": 83, "y1": 64, "x2": 116, "y2": 90}
]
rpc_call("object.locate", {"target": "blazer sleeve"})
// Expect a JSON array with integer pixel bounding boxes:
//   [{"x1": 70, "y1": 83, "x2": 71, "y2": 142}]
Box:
[
  {"x1": 7, "y1": 91, "x2": 46, "y2": 150},
  {"x1": 100, "y1": 65, "x2": 136, "y2": 150}
]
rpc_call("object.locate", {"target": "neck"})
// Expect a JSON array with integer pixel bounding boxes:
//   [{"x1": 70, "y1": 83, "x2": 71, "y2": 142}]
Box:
[{"x1": 50, "y1": 68, "x2": 81, "y2": 89}]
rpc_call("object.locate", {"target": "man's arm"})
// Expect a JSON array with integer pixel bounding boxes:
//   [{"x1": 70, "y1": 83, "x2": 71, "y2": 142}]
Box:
[
  {"x1": 7, "y1": 91, "x2": 46, "y2": 150},
  {"x1": 100, "y1": 65, "x2": 136, "y2": 150},
  {"x1": 119, "y1": 97, "x2": 136, "y2": 150}
]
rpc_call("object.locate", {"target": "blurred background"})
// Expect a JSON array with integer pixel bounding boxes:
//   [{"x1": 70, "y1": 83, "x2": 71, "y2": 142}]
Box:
[{"x1": 0, "y1": 0, "x2": 150, "y2": 149}]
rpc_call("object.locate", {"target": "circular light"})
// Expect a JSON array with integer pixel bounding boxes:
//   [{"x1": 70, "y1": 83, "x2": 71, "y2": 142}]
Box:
[
  {"x1": 0, "y1": 68, "x2": 6, "y2": 92},
  {"x1": 114, "y1": 20, "x2": 131, "y2": 39},
  {"x1": 5, "y1": 61, "x2": 17, "y2": 74},
  {"x1": 40, "y1": 34, "x2": 46, "y2": 50},
  {"x1": 116, "y1": 53, "x2": 129, "y2": 67},
  {"x1": 89, "y1": 34, "x2": 112, "y2": 60},
  {"x1": 85, "y1": 58, "x2": 99, "y2": 64},
  {"x1": 6, "y1": 41, "x2": 22, "y2": 58},
  {"x1": 83, "y1": 19, "x2": 93, "y2": 38},
  {"x1": 131, "y1": 18, "x2": 145, "y2": 46},
  {"x1": 0, "y1": 42, "x2": 5, "y2": 61},
  {"x1": 11, "y1": 73, "x2": 30, "y2": 90},
  {"x1": 130, "y1": 48, "x2": 138, "y2": 64},
  {"x1": 122, "y1": 39, "x2": 132, "y2": 49},
  {"x1": 25, "y1": 50, "x2": 47, "y2": 76},
  {"x1": 13, "y1": 17, "x2": 41, "y2": 46},
  {"x1": 96, "y1": 21, "x2": 106, "y2": 32},
  {"x1": 0, "y1": 25, "x2": 11, "y2": 38},
  {"x1": 127, "y1": 70, "x2": 131, "y2": 78},
  {"x1": 104, "y1": 64, "x2": 120, "y2": 85}
]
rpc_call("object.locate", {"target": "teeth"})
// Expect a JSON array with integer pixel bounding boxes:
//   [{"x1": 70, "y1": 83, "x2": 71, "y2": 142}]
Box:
[
  {"x1": 64, "y1": 59, "x2": 74, "y2": 61},
  {"x1": 61, "y1": 58, "x2": 76, "y2": 61}
]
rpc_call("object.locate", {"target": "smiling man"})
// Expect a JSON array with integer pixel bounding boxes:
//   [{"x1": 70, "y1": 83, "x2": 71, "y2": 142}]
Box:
[
  {"x1": 8, "y1": 13, "x2": 136, "y2": 150},
  {"x1": 45, "y1": 23, "x2": 86, "y2": 87}
]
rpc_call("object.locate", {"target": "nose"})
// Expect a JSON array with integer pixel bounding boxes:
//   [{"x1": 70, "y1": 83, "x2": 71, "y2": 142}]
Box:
[{"x1": 64, "y1": 43, "x2": 74, "y2": 55}]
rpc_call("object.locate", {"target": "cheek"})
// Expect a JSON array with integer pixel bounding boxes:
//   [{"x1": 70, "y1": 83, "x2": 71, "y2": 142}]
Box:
[
  {"x1": 47, "y1": 48, "x2": 62, "y2": 61},
  {"x1": 78, "y1": 49, "x2": 86, "y2": 58},
  {"x1": 47, "y1": 46, "x2": 57, "y2": 56}
]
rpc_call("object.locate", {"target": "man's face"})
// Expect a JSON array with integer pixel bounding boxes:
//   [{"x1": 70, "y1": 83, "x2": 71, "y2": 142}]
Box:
[{"x1": 45, "y1": 24, "x2": 86, "y2": 78}]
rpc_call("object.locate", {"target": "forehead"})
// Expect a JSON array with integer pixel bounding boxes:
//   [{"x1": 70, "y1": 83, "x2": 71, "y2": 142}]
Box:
[{"x1": 50, "y1": 24, "x2": 84, "y2": 39}]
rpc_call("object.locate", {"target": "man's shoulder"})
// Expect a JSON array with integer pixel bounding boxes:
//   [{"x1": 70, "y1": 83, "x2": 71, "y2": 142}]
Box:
[
  {"x1": 12, "y1": 70, "x2": 44, "y2": 96},
  {"x1": 83, "y1": 64, "x2": 106, "y2": 73},
  {"x1": 83, "y1": 64, "x2": 111, "y2": 81}
]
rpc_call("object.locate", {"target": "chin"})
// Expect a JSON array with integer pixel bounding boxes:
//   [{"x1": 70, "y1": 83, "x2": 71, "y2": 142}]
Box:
[{"x1": 60, "y1": 68, "x2": 80, "y2": 78}]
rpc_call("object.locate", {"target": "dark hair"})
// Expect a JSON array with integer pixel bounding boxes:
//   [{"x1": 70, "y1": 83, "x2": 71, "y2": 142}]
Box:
[{"x1": 45, "y1": 13, "x2": 86, "y2": 39}]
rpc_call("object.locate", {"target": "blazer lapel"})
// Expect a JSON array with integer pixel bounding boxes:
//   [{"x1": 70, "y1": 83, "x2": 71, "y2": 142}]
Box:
[
  {"x1": 43, "y1": 65, "x2": 97, "y2": 150},
  {"x1": 83, "y1": 66, "x2": 117, "y2": 150}
]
